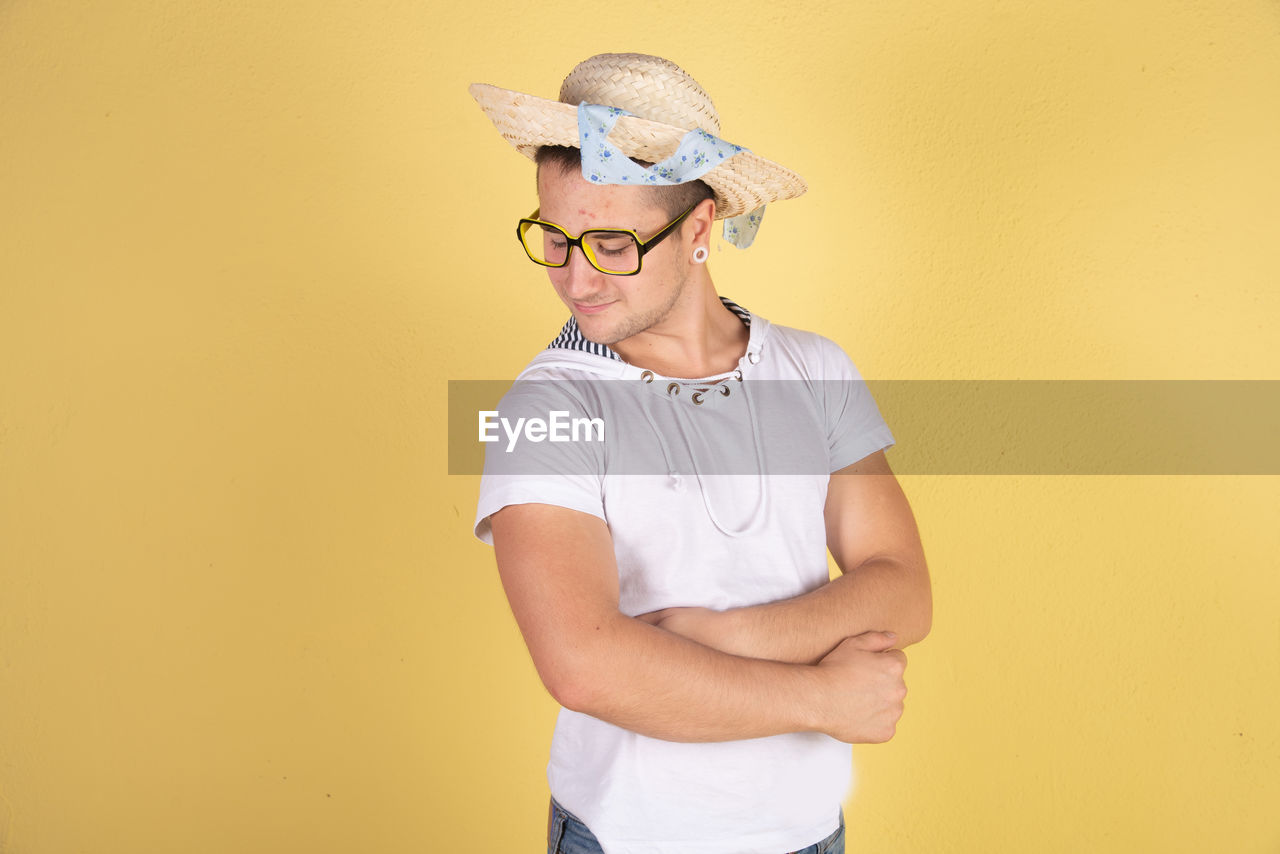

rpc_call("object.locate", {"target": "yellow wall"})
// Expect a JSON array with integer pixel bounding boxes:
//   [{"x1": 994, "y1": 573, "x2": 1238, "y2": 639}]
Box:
[{"x1": 1, "y1": 1, "x2": 1277, "y2": 852}]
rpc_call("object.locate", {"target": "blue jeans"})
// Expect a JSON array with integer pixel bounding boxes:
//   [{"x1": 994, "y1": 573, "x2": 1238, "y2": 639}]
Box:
[{"x1": 547, "y1": 798, "x2": 845, "y2": 854}]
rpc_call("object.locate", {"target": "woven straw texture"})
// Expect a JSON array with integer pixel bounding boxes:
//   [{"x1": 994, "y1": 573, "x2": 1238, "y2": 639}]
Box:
[
  {"x1": 559, "y1": 54, "x2": 721, "y2": 136},
  {"x1": 469, "y1": 53, "x2": 806, "y2": 221}
]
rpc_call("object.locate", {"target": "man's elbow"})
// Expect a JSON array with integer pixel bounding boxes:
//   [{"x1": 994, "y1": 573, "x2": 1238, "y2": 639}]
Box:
[
  {"x1": 900, "y1": 570, "x2": 933, "y2": 646},
  {"x1": 541, "y1": 661, "x2": 598, "y2": 714},
  {"x1": 903, "y1": 599, "x2": 932, "y2": 646},
  {"x1": 529, "y1": 630, "x2": 617, "y2": 715},
  {"x1": 875, "y1": 557, "x2": 931, "y2": 647}
]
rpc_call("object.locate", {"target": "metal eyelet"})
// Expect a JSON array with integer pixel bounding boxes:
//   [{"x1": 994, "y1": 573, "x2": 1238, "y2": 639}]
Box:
[
  {"x1": 718, "y1": 384, "x2": 731, "y2": 397},
  {"x1": 666, "y1": 382, "x2": 680, "y2": 397},
  {"x1": 747, "y1": 351, "x2": 760, "y2": 365},
  {"x1": 639, "y1": 370, "x2": 654, "y2": 383},
  {"x1": 691, "y1": 391, "x2": 705, "y2": 405},
  {"x1": 733, "y1": 369, "x2": 744, "y2": 382}
]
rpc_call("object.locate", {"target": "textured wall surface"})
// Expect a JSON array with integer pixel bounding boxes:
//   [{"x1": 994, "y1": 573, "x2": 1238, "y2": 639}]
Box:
[{"x1": 1, "y1": 1, "x2": 1277, "y2": 852}]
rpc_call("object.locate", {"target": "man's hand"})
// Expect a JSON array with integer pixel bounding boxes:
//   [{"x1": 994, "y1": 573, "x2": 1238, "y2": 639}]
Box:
[
  {"x1": 635, "y1": 610, "x2": 911, "y2": 744},
  {"x1": 813, "y1": 631, "x2": 907, "y2": 744}
]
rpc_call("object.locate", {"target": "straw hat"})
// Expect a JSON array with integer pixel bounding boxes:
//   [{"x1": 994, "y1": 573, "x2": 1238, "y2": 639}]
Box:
[{"x1": 469, "y1": 53, "x2": 807, "y2": 220}]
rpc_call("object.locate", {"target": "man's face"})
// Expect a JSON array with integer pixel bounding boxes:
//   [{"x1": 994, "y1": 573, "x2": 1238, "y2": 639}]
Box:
[{"x1": 535, "y1": 162, "x2": 691, "y2": 348}]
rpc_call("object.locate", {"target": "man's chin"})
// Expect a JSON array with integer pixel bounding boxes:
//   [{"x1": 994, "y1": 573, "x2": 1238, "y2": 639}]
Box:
[
  {"x1": 573, "y1": 311, "x2": 623, "y2": 347},
  {"x1": 576, "y1": 325, "x2": 623, "y2": 348}
]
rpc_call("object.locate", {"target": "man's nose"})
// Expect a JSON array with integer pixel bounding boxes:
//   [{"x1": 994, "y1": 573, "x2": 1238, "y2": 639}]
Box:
[{"x1": 559, "y1": 246, "x2": 603, "y2": 295}]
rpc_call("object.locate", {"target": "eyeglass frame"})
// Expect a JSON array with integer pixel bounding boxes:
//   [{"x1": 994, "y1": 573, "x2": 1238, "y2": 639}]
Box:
[{"x1": 515, "y1": 202, "x2": 698, "y2": 276}]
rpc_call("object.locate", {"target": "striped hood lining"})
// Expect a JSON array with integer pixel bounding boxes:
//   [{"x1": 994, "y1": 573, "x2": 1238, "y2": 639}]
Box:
[{"x1": 546, "y1": 297, "x2": 752, "y2": 362}]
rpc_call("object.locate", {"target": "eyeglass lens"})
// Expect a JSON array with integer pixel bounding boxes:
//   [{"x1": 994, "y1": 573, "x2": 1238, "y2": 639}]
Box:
[{"x1": 521, "y1": 224, "x2": 641, "y2": 275}]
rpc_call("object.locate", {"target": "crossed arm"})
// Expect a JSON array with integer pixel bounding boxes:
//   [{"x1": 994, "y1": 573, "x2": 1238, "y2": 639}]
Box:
[
  {"x1": 487, "y1": 449, "x2": 930, "y2": 744},
  {"x1": 637, "y1": 449, "x2": 932, "y2": 664}
]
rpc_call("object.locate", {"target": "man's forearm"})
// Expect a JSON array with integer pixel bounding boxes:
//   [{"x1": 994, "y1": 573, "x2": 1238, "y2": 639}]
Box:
[
  {"x1": 647, "y1": 556, "x2": 932, "y2": 665},
  {"x1": 677, "y1": 452, "x2": 934, "y2": 664},
  {"x1": 548, "y1": 612, "x2": 905, "y2": 745},
  {"x1": 548, "y1": 611, "x2": 824, "y2": 742},
  {"x1": 729, "y1": 557, "x2": 931, "y2": 663},
  {"x1": 489, "y1": 502, "x2": 909, "y2": 744}
]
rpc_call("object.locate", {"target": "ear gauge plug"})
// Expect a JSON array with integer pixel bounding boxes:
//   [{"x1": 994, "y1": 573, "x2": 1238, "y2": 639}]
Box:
[{"x1": 692, "y1": 246, "x2": 709, "y2": 264}]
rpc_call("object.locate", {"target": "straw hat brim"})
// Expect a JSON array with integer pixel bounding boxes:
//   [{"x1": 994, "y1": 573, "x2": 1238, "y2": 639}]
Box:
[{"x1": 469, "y1": 83, "x2": 807, "y2": 221}]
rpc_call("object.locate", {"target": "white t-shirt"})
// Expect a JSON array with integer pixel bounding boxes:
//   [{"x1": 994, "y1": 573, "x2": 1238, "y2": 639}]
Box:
[{"x1": 475, "y1": 309, "x2": 894, "y2": 854}]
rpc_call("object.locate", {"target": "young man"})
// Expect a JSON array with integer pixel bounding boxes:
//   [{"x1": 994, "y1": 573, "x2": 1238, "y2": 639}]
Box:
[{"x1": 470, "y1": 54, "x2": 931, "y2": 854}]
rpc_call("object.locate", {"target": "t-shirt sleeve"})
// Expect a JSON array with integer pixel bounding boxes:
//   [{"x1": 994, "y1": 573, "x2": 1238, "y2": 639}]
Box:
[
  {"x1": 820, "y1": 337, "x2": 895, "y2": 472},
  {"x1": 473, "y1": 377, "x2": 606, "y2": 545}
]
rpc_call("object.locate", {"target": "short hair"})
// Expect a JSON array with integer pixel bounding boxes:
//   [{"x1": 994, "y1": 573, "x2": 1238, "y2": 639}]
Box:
[{"x1": 534, "y1": 145, "x2": 715, "y2": 223}]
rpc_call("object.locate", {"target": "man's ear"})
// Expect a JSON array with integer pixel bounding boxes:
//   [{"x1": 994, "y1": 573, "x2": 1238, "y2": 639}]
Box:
[{"x1": 686, "y1": 196, "x2": 717, "y2": 246}]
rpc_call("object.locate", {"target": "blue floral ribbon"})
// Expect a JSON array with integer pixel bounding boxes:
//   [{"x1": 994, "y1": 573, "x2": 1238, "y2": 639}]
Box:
[{"x1": 577, "y1": 103, "x2": 765, "y2": 249}]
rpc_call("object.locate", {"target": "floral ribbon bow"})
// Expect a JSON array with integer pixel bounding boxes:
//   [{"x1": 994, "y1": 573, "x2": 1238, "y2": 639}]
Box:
[{"x1": 576, "y1": 103, "x2": 765, "y2": 249}]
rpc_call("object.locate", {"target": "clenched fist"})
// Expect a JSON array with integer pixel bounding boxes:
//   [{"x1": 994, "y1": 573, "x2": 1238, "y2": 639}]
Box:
[{"x1": 813, "y1": 631, "x2": 908, "y2": 744}]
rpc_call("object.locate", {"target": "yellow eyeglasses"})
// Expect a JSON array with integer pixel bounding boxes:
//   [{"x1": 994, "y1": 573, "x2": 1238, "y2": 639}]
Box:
[{"x1": 516, "y1": 203, "x2": 696, "y2": 276}]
